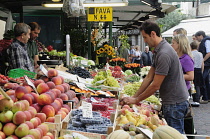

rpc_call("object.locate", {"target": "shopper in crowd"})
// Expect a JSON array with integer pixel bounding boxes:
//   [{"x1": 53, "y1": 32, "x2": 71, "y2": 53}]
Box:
[
  {"x1": 141, "y1": 46, "x2": 153, "y2": 66},
  {"x1": 192, "y1": 34, "x2": 196, "y2": 41},
  {"x1": 27, "y1": 22, "x2": 41, "y2": 69},
  {"x1": 195, "y1": 30, "x2": 210, "y2": 103},
  {"x1": 114, "y1": 47, "x2": 119, "y2": 57},
  {"x1": 190, "y1": 41, "x2": 204, "y2": 107},
  {"x1": 132, "y1": 46, "x2": 142, "y2": 64},
  {"x1": 119, "y1": 44, "x2": 130, "y2": 62},
  {"x1": 171, "y1": 34, "x2": 194, "y2": 93},
  {"x1": 121, "y1": 21, "x2": 189, "y2": 134},
  {"x1": 7, "y1": 23, "x2": 34, "y2": 72},
  {"x1": 173, "y1": 28, "x2": 187, "y2": 36}
]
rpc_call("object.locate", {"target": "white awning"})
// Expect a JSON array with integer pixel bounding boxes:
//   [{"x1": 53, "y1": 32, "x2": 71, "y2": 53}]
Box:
[{"x1": 162, "y1": 17, "x2": 210, "y2": 37}]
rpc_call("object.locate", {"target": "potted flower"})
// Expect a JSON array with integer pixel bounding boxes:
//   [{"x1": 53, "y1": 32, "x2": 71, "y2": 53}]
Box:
[
  {"x1": 96, "y1": 43, "x2": 114, "y2": 64},
  {"x1": 109, "y1": 57, "x2": 126, "y2": 68}
]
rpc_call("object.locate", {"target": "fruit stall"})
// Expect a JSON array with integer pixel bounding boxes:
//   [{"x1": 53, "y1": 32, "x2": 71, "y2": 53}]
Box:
[{"x1": 1, "y1": 56, "x2": 210, "y2": 139}]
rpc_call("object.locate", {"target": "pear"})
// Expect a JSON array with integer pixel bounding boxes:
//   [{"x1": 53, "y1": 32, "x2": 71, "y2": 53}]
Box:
[
  {"x1": 126, "y1": 114, "x2": 137, "y2": 125},
  {"x1": 136, "y1": 117, "x2": 146, "y2": 126},
  {"x1": 119, "y1": 115, "x2": 129, "y2": 125}
]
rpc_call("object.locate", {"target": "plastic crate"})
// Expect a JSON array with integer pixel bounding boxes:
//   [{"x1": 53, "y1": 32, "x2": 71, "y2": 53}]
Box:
[{"x1": 8, "y1": 68, "x2": 36, "y2": 78}]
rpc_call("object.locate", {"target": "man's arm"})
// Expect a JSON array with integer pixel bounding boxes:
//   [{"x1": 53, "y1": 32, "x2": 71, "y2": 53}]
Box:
[
  {"x1": 184, "y1": 71, "x2": 194, "y2": 81},
  {"x1": 133, "y1": 67, "x2": 155, "y2": 97},
  {"x1": 204, "y1": 40, "x2": 210, "y2": 61},
  {"x1": 34, "y1": 55, "x2": 39, "y2": 68},
  {"x1": 203, "y1": 52, "x2": 210, "y2": 61}
]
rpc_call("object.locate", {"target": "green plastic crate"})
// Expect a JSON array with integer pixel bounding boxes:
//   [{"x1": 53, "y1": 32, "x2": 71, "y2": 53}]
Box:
[{"x1": 8, "y1": 68, "x2": 36, "y2": 78}]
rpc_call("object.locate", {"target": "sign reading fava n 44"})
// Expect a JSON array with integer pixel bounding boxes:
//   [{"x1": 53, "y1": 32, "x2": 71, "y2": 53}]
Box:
[{"x1": 88, "y1": 7, "x2": 113, "y2": 22}]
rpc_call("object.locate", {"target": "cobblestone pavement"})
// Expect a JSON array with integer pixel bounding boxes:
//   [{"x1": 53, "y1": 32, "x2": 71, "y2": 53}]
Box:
[{"x1": 191, "y1": 101, "x2": 210, "y2": 139}]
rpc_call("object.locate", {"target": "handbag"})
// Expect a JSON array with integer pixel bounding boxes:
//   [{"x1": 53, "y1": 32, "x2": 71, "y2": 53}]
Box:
[{"x1": 185, "y1": 102, "x2": 194, "y2": 118}]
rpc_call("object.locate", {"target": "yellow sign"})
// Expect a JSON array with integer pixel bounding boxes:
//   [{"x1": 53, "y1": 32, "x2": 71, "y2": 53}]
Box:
[{"x1": 88, "y1": 7, "x2": 113, "y2": 22}]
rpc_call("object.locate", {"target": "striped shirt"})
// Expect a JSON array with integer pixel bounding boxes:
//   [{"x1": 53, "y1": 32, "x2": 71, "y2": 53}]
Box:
[{"x1": 7, "y1": 39, "x2": 34, "y2": 72}]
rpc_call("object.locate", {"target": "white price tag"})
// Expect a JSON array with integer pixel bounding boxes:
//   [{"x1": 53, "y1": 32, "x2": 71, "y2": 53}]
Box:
[
  {"x1": 40, "y1": 64, "x2": 48, "y2": 76},
  {"x1": 90, "y1": 97, "x2": 98, "y2": 103},
  {"x1": 82, "y1": 101, "x2": 93, "y2": 118},
  {"x1": 132, "y1": 105, "x2": 138, "y2": 113},
  {"x1": 75, "y1": 82, "x2": 86, "y2": 90},
  {"x1": 24, "y1": 76, "x2": 38, "y2": 94}
]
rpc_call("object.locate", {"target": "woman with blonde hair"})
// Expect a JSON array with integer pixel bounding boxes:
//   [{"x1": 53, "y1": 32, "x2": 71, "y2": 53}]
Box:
[{"x1": 172, "y1": 34, "x2": 194, "y2": 91}]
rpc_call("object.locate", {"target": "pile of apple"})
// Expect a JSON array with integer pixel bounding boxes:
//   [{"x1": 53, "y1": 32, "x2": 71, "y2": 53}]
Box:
[
  {"x1": 1, "y1": 69, "x2": 75, "y2": 122},
  {"x1": 109, "y1": 66, "x2": 124, "y2": 79},
  {"x1": 0, "y1": 99, "x2": 54, "y2": 139}
]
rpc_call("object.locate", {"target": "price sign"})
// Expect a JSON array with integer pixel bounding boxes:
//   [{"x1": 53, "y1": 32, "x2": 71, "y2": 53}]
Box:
[
  {"x1": 24, "y1": 76, "x2": 38, "y2": 94},
  {"x1": 82, "y1": 101, "x2": 93, "y2": 118},
  {"x1": 40, "y1": 64, "x2": 48, "y2": 76}
]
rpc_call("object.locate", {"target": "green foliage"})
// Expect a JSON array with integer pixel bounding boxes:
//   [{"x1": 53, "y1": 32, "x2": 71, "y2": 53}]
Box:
[{"x1": 157, "y1": 10, "x2": 195, "y2": 33}]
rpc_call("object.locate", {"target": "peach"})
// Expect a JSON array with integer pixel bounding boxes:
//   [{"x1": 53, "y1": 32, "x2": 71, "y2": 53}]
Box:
[
  {"x1": 0, "y1": 98, "x2": 14, "y2": 111},
  {"x1": 31, "y1": 103, "x2": 42, "y2": 113},
  {"x1": 37, "y1": 123, "x2": 49, "y2": 136},
  {"x1": 55, "y1": 85, "x2": 64, "y2": 93},
  {"x1": 35, "y1": 113, "x2": 46, "y2": 123},
  {"x1": 3, "y1": 122, "x2": 17, "y2": 136},
  {"x1": 59, "y1": 93, "x2": 68, "y2": 101},
  {"x1": 55, "y1": 98, "x2": 63, "y2": 106},
  {"x1": 62, "y1": 104, "x2": 71, "y2": 112},
  {"x1": 34, "y1": 79, "x2": 45, "y2": 87},
  {"x1": 4, "y1": 83, "x2": 19, "y2": 90},
  {"x1": 45, "y1": 92, "x2": 56, "y2": 102},
  {"x1": 6, "y1": 135, "x2": 19, "y2": 139},
  {"x1": 37, "y1": 93, "x2": 53, "y2": 105},
  {"x1": 13, "y1": 111, "x2": 27, "y2": 125},
  {"x1": 40, "y1": 76, "x2": 50, "y2": 83},
  {"x1": 51, "y1": 76, "x2": 62, "y2": 85},
  {"x1": 22, "y1": 135, "x2": 35, "y2": 139},
  {"x1": 42, "y1": 136, "x2": 51, "y2": 139},
  {"x1": 58, "y1": 76, "x2": 64, "y2": 84},
  {"x1": 12, "y1": 101, "x2": 26, "y2": 113},
  {"x1": 37, "y1": 83, "x2": 50, "y2": 94},
  {"x1": 56, "y1": 110, "x2": 67, "y2": 120},
  {"x1": 46, "y1": 132, "x2": 54, "y2": 139},
  {"x1": 65, "y1": 91, "x2": 73, "y2": 100},
  {"x1": 50, "y1": 102, "x2": 60, "y2": 113},
  {"x1": 28, "y1": 129, "x2": 42, "y2": 139},
  {"x1": 21, "y1": 94, "x2": 35, "y2": 105},
  {"x1": 36, "y1": 127, "x2": 44, "y2": 138},
  {"x1": 63, "y1": 83, "x2": 70, "y2": 90},
  {"x1": 31, "y1": 92, "x2": 39, "y2": 103},
  {"x1": 0, "y1": 131, "x2": 6, "y2": 139},
  {"x1": 5, "y1": 89, "x2": 15, "y2": 96},
  {"x1": 14, "y1": 123, "x2": 29, "y2": 138},
  {"x1": 20, "y1": 100, "x2": 30, "y2": 111},
  {"x1": 25, "y1": 121, "x2": 34, "y2": 129},
  {"x1": 35, "y1": 117, "x2": 42, "y2": 126},
  {"x1": 68, "y1": 90, "x2": 76, "y2": 98},
  {"x1": 61, "y1": 84, "x2": 68, "y2": 92},
  {"x1": 52, "y1": 89, "x2": 61, "y2": 97},
  {"x1": 72, "y1": 97, "x2": 79, "y2": 104},
  {"x1": 46, "y1": 81, "x2": 55, "y2": 89},
  {"x1": 41, "y1": 105, "x2": 55, "y2": 118},
  {"x1": 24, "y1": 85, "x2": 33, "y2": 93},
  {"x1": 28, "y1": 106, "x2": 37, "y2": 118},
  {"x1": 61, "y1": 107, "x2": 69, "y2": 114},
  {"x1": 15, "y1": 86, "x2": 28, "y2": 99},
  {"x1": 9, "y1": 95, "x2": 17, "y2": 102},
  {"x1": 0, "y1": 110, "x2": 13, "y2": 123},
  {"x1": 24, "y1": 111, "x2": 32, "y2": 121},
  {"x1": 48, "y1": 89, "x2": 57, "y2": 98},
  {"x1": 45, "y1": 117, "x2": 55, "y2": 123},
  {"x1": 30, "y1": 117, "x2": 39, "y2": 128},
  {"x1": 47, "y1": 69, "x2": 58, "y2": 78}
]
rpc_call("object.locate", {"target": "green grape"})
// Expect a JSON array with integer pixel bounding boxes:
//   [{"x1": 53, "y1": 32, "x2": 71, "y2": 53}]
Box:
[
  {"x1": 123, "y1": 82, "x2": 142, "y2": 96},
  {"x1": 103, "y1": 76, "x2": 120, "y2": 87},
  {"x1": 144, "y1": 95, "x2": 161, "y2": 105}
]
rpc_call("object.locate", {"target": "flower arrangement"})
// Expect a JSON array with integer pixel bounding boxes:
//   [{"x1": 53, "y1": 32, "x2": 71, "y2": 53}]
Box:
[
  {"x1": 91, "y1": 22, "x2": 109, "y2": 49},
  {"x1": 124, "y1": 63, "x2": 141, "y2": 74},
  {"x1": 109, "y1": 57, "x2": 126, "y2": 67},
  {"x1": 96, "y1": 44, "x2": 114, "y2": 57}
]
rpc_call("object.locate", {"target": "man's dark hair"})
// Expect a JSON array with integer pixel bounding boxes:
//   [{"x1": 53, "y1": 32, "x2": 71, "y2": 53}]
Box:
[
  {"x1": 195, "y1": 31, "x2": 206, "y2": 37},
  {"x1": 190, "y1": 41, "x2": 199, "y2": 50},
  {"x1": 139, "y1": 20, "x2": 161, "y2": 37},
  {"x1": 28, "y1": 22, "x2": 41, "y2": 31}
]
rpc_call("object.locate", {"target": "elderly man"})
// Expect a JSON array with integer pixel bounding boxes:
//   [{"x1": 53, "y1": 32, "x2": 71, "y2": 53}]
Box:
[
  {"x1": 7, "y1": 23, "x2": 34, "y2": 72},
  {"x1": 141, "y1": 46, "x2": 153, "y2": 66}
]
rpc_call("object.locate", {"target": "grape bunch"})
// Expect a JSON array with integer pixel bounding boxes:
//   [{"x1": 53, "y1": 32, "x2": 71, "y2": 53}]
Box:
[{"x1": 66, "y1": 67, "x2": 91, "y2": 79}]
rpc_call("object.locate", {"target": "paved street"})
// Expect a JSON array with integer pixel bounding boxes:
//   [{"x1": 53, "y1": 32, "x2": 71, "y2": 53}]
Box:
[{"x1": 191, "y1": 101, "x2": 210, "y2": 139}]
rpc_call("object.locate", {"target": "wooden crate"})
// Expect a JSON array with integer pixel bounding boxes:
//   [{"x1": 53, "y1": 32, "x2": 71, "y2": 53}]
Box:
[
  {"x1": 44, "y1": 102, "x2": 72, "y2": 133},
  {"x1": 60, "y1": 130, "x2": 107, "y2": 139}
]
